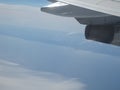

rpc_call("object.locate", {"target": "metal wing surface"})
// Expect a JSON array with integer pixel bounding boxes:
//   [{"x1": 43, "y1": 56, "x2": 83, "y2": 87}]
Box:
[{"x1": 57, "y1": 0, "x2": 120, "y2": 17}]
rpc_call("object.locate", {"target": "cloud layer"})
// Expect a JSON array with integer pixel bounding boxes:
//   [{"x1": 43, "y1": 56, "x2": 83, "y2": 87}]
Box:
[{"x1": 0, "y1": 59, "x2": 85, "y2": 90}]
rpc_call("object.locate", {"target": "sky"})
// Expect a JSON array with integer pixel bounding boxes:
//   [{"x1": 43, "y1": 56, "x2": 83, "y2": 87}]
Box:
[
  {"x1": 0, "y1": 0, "x2": 47, "y2": 6},
  {"x1": 0, "y1": 0, "x2": 120, "y2": 90}
]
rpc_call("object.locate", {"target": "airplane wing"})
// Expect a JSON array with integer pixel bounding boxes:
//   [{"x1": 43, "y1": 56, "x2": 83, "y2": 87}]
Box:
[
  {"x1": 41, "y1": 0, "x2": 120, "y2": 46},
  {"x1": 48, "y1": 0, "x2": 56, "y2": 2},
  {"x1": 57, "y1": 0, "x2": 120, "y2": 17}
]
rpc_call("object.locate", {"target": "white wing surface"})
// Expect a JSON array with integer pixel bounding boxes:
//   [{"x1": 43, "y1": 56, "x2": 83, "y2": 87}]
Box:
[{"x1": 57, "y1": 0, "x2": 120, "y2": 17}]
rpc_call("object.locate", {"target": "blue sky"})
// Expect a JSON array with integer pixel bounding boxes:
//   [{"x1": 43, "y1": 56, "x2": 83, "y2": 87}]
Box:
[{"x1": 0, "y1": 1, "x2": 120, "y2": 90}]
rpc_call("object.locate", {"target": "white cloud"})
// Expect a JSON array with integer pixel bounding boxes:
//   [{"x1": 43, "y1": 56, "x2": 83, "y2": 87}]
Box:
[
  {"x1": 0, "y1": 3, "x2": 84, "y2": 32},
  {"x1": 0, "y1": 59, "x2": 86, "y2": 90},
  {"x1": 0, "y1": 60, "x2": 19, "y2": 66}
]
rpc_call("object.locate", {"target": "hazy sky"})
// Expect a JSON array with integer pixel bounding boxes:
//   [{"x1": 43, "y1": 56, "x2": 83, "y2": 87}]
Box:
[
  {"x1": 0, "y1": 1, "x2": 120, "y2": 90},
  {"x1": 0, "y1": 1, "x2": 85, "y2": 90},
  {"x1": 0, "y1": 1, "x2": 85, "y2": 32}
]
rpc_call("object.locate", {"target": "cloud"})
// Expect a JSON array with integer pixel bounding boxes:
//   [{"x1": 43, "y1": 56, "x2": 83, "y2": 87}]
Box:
[
  {"x1": 0, "y1": 3, "x2": 84, "y2": 32},
  {"x1": 0, "y1": 59, "x2": 86, "y2": 90},
  {"x1": 0, "y1": 59, "x2": 19, "y2": 66}
]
